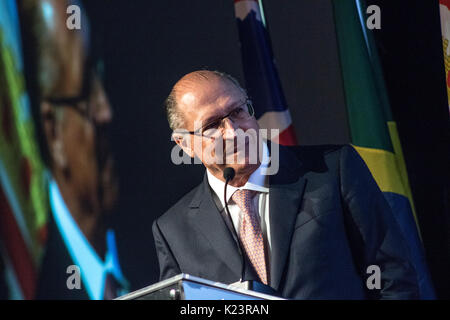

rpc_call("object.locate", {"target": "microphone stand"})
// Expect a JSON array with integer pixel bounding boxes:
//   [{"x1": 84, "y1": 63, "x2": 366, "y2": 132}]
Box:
[{"x1": 223, "y1": 168, "x2": 246, "y2": 283}]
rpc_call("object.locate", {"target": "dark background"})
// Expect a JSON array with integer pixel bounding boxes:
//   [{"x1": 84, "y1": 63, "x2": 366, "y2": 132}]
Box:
[{"x1": 83, "y1": 0, "x2": 450, "y2": 298}]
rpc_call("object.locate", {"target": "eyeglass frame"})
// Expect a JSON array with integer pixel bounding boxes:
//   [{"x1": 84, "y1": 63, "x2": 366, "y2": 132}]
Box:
[
  {"x1": 183, "y1": 99, "x2": 255, "y2": 138},
  {"x1": 42, "y1": 57, "x2": 103, "y2": 122}
]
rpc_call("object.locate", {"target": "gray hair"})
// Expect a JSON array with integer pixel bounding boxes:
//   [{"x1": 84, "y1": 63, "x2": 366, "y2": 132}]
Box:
[{"x1": 165, "y1": 70, "x2": 247, "y2": 130}]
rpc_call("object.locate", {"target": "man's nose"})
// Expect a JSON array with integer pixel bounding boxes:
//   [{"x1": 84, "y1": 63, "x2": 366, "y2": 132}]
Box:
[
  {"x1": 92, "y1": 79, "x2": 113, "y2": 125},
  {"x1": 221, "y1": 117, "x2": 239, "y2": 139}
]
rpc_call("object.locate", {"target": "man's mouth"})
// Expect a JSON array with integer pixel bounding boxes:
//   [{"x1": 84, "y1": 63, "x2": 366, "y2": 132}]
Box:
[
  {"x1": 101, "y1": 156, "x2": 115, "y2": 183},
  {"x1": 98, "y1": 155, "x2": 119, "y2": 210},
  {"x1": 223, "y1": 139, "x2": 251, "y2": 164}
]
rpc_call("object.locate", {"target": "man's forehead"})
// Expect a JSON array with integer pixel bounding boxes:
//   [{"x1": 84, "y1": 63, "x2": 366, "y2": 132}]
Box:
[
  {"x1": 176, "y1": 76, "x2": 242, "y2": 107},
  {"x1": 44, "y1": 34, "x2": 86, "y2": 97},
  {"x1": 33, "y1": 0, "x2": 90, "y2": 97}
]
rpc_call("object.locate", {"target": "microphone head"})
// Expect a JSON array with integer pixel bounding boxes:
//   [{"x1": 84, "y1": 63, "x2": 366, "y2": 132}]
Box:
[{"x1": 223, "y1": 167, "x2": 235, "y2": 182}]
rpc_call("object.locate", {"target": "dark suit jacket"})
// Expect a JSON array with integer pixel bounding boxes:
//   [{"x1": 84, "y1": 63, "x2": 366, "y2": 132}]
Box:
[
  {"x1": 35, "y1": 216, "x2": 90, "y2": 299},
  {"x1": 152, "y1": 144, "x2": 419, "y2": 299},
  {"x1": 35, "y1": 214, "x2": 133, "y2": 300}
]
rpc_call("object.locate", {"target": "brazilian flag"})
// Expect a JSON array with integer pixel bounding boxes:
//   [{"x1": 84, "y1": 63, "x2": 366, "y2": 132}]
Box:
[{"x1": 332, "y1": 0, "x2": 435, "y2": 298}]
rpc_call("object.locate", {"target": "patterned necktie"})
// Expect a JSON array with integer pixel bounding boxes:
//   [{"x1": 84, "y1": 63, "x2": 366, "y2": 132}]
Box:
[{"x1": 231, "y1": 189, "x2": 268, "y2": 285}]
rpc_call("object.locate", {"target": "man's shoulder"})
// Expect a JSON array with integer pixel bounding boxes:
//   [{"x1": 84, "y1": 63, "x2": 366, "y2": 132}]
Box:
[
  {"x1": 284, "y1": 143, "x2": 348, "y2": 156},
  {"x1": 284, "y1": 143, "x2": 377, "y2": 195},
  {"x1": 36, "y1": 216, "x2": 90, "y2": 299},
  {"x1": 282, "y1": 143, "x2": 354, "y2": 169}
]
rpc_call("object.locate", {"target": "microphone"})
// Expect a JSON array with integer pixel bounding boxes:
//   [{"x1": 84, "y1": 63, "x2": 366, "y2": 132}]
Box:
[
  {"x1": 223, "y1": 167, "x2": 235, "y2": 182},
  {"x1": 223, "y1": 168, "x2": 246, "y2": 283}
]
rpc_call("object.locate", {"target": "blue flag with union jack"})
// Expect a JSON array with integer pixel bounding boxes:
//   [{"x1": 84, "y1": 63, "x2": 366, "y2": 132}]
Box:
[{"x1": 234, "y1": 0, "x2": 297, "y2": 146}]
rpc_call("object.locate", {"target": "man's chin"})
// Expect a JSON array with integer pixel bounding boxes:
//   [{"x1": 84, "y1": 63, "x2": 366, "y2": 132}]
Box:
[
  {"x1": 222, "y1": 161, "x2": 259, "y2": 176},
  {"x1": 99, "y1": 167, "x2": 119, "y2": 214}
]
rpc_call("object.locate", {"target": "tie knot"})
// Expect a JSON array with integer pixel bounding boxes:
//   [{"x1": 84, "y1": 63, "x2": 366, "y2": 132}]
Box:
[{"x1": 231, "y1": 189, "x2": 256, "y2": 210}]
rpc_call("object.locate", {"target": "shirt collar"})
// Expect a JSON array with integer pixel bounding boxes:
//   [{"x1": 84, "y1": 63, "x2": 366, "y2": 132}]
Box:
[
  {"x1": 49, "y1": 178, "x2": 129, "y2": 299},
  {"x1": 207, "y1": 140, "x2": 270, "y2": 206}
]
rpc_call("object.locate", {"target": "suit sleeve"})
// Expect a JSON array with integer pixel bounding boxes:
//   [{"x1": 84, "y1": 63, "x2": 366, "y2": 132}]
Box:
[
  {"x1": 152, "y1": 219, "x2": 181, "y2": 281},
  {"x1": 339, "y1": 144, "x2": 419, "y2": 299}
]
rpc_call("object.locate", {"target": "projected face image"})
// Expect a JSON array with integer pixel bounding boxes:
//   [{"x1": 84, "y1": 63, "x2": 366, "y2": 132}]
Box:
[{"x1": 36, "y1": 0, "x2": 118, "y2": 218}]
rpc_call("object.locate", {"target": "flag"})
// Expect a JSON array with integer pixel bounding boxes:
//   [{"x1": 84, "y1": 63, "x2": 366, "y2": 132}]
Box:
[
  {"x1": 332, "y1": 0, "x2": 435, "y2": 299},
  {"x1": 234, "y1": 0, "x2": 297, "y2": 146},
  {"x1": 439, "y1": 0, "x2": 450, "y2": 114},
  {"x1": 0, "y1": 0, "x2": 48, "y2": 299}
]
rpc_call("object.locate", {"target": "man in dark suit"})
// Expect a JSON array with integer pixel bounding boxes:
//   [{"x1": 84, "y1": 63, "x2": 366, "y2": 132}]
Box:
[{"x1": 153, "y1": 70, "x2": 419, "y2": 299}]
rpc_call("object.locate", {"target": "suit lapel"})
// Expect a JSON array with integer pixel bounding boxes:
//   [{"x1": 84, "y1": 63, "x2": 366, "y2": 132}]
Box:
[
  {"x1": 188, "y1": 175, "x2": 243, "y2": 281},
  {"x1": 268, "y1": 145, "x2": 307, "y2": 291}
]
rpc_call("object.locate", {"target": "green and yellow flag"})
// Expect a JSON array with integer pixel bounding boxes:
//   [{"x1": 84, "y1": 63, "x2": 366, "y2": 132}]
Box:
[{"x1": 332, "y1": 0, "x2": 435, "y2": 298}]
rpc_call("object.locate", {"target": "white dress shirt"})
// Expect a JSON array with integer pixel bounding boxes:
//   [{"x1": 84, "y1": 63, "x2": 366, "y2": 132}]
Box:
[{"x1": 206, "y1": 141, "x2": 272, "y2": 265}]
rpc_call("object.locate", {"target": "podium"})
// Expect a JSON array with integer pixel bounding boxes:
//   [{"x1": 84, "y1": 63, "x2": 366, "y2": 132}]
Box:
[{"x1": 115, "y1": 274, "x2": 283, "y2": 300}]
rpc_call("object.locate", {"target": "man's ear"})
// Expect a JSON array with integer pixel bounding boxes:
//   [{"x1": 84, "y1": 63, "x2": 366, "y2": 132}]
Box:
[
  {"x1": 41, "y1": 101, "x2": 66, "y2": 168},
  {"x1": 172, "y1": 132, "x2": 195, "y2": 158}
]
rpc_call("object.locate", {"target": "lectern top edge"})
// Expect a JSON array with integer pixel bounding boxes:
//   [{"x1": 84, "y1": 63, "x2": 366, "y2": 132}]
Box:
[{"x1": 115, "y1": 274, "x2": 284, "y2": 300}]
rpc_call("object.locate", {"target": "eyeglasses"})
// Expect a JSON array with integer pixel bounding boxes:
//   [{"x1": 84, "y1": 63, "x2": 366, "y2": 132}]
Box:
[
  {"x1": 186, "y1": 100, "x2": 255, "y2": 138},
  {"x1": 42, "y1": 58, "x2": 103, "y2": 121}
]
